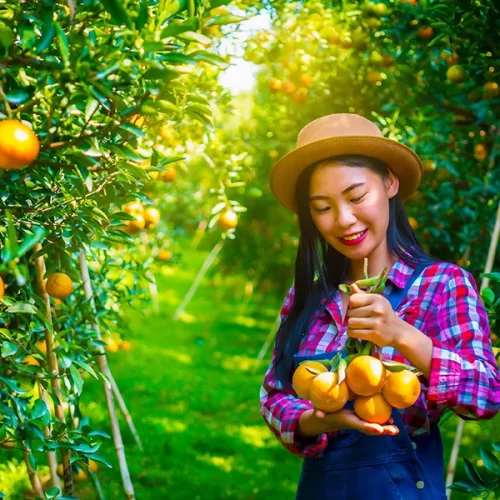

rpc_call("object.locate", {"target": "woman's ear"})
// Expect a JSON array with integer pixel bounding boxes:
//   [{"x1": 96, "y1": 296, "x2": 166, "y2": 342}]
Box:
[{"x1": 386, "y1": 172, "x2": 399, "y2": 199}]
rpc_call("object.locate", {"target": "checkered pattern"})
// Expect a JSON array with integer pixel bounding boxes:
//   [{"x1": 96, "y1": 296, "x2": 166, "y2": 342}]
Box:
[{"x1": 259, "y1": 259, "x2": 500, "y2": 457}]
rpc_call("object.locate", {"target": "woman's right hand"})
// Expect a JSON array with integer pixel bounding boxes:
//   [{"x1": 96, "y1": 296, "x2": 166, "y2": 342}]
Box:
[{"x1": 298, "y1": 408, "x2": 399, "y2": 438}]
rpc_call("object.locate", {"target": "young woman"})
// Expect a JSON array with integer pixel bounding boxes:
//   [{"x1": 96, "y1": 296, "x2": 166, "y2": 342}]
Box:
[{"x1": 260, "y1": 114, "x2": 500, "y2": 499}]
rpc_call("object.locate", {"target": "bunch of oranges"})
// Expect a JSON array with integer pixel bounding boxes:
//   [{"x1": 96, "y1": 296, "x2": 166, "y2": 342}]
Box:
[
  {"x1": 293, "y1": 352, "x2": 421, "y2": 424},
  {"x1": 292, "y1": 260, "x2": 421, "y2": 424}
]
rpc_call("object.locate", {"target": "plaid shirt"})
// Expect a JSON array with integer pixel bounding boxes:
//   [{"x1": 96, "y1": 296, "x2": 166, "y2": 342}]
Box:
[{"x1": 260, "y1": 259, "x2": 500, "y2": 458}]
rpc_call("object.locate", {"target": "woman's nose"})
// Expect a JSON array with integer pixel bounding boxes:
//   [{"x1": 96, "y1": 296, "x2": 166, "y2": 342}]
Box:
[{"x1": 336, "y1": 206, "x2": 357, "y2": 229}]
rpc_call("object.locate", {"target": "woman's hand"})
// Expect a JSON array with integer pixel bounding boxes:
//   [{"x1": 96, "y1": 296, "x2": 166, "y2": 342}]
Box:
[
  {"x1": 346, "y1": 283, "x2": 402, "y2": 348},
  {"x1": 298, "y1": 408, "x2": 399, "y2": 438}
]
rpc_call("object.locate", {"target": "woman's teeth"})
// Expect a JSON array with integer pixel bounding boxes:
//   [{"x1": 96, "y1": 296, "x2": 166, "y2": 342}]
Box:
[{"x1": 342, "y1": 230, "x2": 366, "y2": 241}]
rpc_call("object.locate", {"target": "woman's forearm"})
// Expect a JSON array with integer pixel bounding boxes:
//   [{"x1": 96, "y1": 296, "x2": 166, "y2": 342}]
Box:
[{"x1": 392, "y1": 317, "x2": 433, "y2": 380}]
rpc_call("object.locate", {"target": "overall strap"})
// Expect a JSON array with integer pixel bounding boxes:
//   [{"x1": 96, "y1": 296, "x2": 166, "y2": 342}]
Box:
[{"x1": 386, "y1": 261, "x2": 425, "y2": 312}]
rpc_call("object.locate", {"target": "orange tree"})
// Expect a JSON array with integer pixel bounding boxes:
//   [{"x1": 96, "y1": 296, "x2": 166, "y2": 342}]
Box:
[{"x1": 0, "y1": 0, "x2": 253, "y2": 497}]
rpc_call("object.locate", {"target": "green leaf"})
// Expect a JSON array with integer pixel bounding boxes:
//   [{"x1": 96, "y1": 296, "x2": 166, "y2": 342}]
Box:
[
  {"x1": 493, "y1": 442, "x2": 500, "y2": 453},
  {"x1": 119, "y1": 123, "x2": 147, "y2": 138},
  {"x1": 205, "y1": 14, "x2": 248, "y2": 27},
  {"x1": 177, "y1": 31, "x2": 212, "y2": 45},
  {"x1": 1, "y1": 341, "x2": 17, "y2": 358},
  {"x1": 88, "y1": 430, "x2": 111, "y2": 439},
  {"x1": 7, "y1": 303, "x2": 37, "y2": 314},
  {"x1": 142, "y1": 68, "x2": 178, "y2": 81},
  {"x1": 463, "y1": 457, "x2": 485, "y2": 487},
  {"x1": 449, "y1": 480, "x2": 476, "y2": 493},
  {"x1": 0, "y1": 25, "x2": 14, "y2": 52},
  {"x1": 6, "y1": 90, "x2": 31, "y2": 105},
  {"x1": 15, "y1": 226, "x2": 46, "y2": 258},
  {"x1": 480, "y1": 447, "x2": 500, "y2": 474},
  {"x1": 209, "y1": 0, "x2": 232, "y2": 7},
  {"x1": 35, "y1": 21, "x2": 55, "y2": 54},
  {"x1": 136, "y1": 0, "x2": 149, "y2": 29},
  {"x1": 70, "y1": 365, "x2": 84, "y2": 395},
  {"x1": 0, "y1": 376, "x2": 28, "y2": 394},
  {"x1": 189, "y1": 50, "x2": 229, "y2": 68},
  {"x1": 32, "y1": 399, "x2": 48, "y2": 420},
  {"x1": 28, "y1": 452, "x2": 37, "y2": 472},
  {"x1": 100, "y1": 0, "x2": 133, "y2": 28},
  {"x1": 54, "y1": 23, "x2": 69, "y2": 66},
  {"x1": 161, "y1": 18, "x2": 199, "y2": 38},
  {"x1": 481, "y1": 288, "x2": 495, "y2": 306},
  {"x1": 481, "y1": 272, "x2": 500, "y2": 282}
]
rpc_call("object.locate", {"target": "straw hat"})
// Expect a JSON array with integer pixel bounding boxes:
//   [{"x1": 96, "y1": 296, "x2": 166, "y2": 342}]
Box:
[{"x1": 269, "y1": 113, "x2": 423, "y2": 212}]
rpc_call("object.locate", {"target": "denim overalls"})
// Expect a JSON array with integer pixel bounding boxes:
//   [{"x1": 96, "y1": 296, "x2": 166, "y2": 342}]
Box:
[{"x1": 293, "y1": 265, "x2": 447, "y2": 500}]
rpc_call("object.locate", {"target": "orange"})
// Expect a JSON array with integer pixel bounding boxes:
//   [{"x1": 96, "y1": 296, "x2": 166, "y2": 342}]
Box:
[
  {"x1": 46, "y1": 273, "x2": 73, "y2": 299},
  {"x1": 124, "y1": 214, "x2": 145, "y2": 235},
  {"x1": 23, "y1": 355, "x2": 40, "y2": 366},
  {"x1": 346, "y1": 355, "x2": 386, "y2": 396},
  {"x1": 366, "y1": 70, "x2": 382, "y2": 85},
  {"x1": 310, "y1": 372, "x2": 349, "y2": 412},
  {"x1": 160, "y1": 124, "x2": 175, "y2": 142},
  {"x1": 447, "y1": 65, "x2": 465, "y2": 83},
  {"x1": 299, "y1": 74, "x2": 313, "y2": 87},
  {"x1": 0, "y1": 276, "x2": 4, "y2": 300},
  {"x1": 282, "y1": 81, "x2": 296, "y2": 95},
  {"x1": 408, "y1": 217, "x2": 418, "y2": 230},
  {"x1": 105, "y1": 340, "x2": 119, "y2": 353},
  {"x1": 219, "y1": 209, "x2": 238, "y2": 230},
  {"x1": 292, "y1": 361, "x2": 328, "y2": 399},
  {"x1": 417, "y1": 27, "x2": 433, "y2": 40},
  {"x1": 120, "y1": 340, "x2": 132, "y2": 351},
  {"x1": 143, "y1": 207, "x2": 160, "y2": 229},
  {"x1": 0, "y1": 119, "x2": 40, "y2": 170},
  {"x1": 130, "y1": 114, "x2": 145, "y2": 127},
  {"x1": 124, "y1": 201, "x2": 143, "y2": 215},
  {"x1": 422, "y1": 159, "x2": 436, "y2": 172},
  {"x1": 292, "y1": 88, "x2": 308, "y2": 103},
  {"x1": 162, "y1": 167, "x2": 177, "y2": 182},
  {"x1": 474, "y1": 144, "x2": 488, "y2": 161},
  {"x1": 268, "y1": 78, "x2": 282, "y2": 92},
  {"x1": 158, "y1": 249, "x2": 172, "y2": 262},
  {"x1": 401, "y1": 0, "x2": 417, "y2": 5},
  {"x1": 354, "y1": 393, "x2": 392, "y2": 424},
  {"x1": 483, "y1": 82, "x2": 499, "y2": 99},
  {"x1": 382, "y1": 370, "x2": 421, "y2": 409}
]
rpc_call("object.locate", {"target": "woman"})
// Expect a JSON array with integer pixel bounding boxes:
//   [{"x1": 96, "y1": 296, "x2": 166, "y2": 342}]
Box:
[{"x1": 260, "y1": 114, "x2": 500, "y2": 499}]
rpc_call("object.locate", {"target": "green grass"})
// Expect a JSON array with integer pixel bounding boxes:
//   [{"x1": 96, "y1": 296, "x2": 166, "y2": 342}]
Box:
[{"x1": 1, "y1": 245, "x2": 499, "y2": 499}]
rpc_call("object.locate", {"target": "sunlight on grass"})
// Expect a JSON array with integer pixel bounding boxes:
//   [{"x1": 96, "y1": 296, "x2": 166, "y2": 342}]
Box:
[
  {"x1": 233, "y1": 315, "x2": 270, "y2": 330},
  {"x1": 220, "y1": 354, "x2": 256, "y2": 372},
  {"x1": 175, "y1": 312, "x2": 197, "y2": 323},
  {"x1": 226, "y1": 424, "x2": 273, "y2": 448},
  {"x1": 147, "y1": 416, "x2": 187, "y2": 433},
  {"x1": 141, "y1": 345, "x2": 193, "y2": 364},
  {"x1": 197, "y1": 453, "x2": 234, "y2": 473}
]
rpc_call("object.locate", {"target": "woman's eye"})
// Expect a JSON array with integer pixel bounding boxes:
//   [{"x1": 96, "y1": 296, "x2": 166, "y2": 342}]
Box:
[
  {"x1": 351, "y1": 194, "x2": 366, "y2": 203},
  {"x1": 316, "y1": 206, "x2": 330, "y2": 213}
]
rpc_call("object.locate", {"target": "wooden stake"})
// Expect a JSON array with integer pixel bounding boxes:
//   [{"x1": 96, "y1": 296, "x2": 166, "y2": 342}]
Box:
[
  {"x1": 109, "y1": 371, "x2": 144, "y2": 452},
  {"x1": 23, "y1": 447, "x2": 44, "y2": 498},
  {"x1": 173, "y1": 240, "x2": 224, "y2": 321},
  {"x1": 33, "y1": 243, "x2": 73, "y2": 496},
  {"x1": 79, "y1": 248, "x2": 135, "y2": 500},
  {"x1": 445, "y1": 199, "x2": 500, "y2": 498}
]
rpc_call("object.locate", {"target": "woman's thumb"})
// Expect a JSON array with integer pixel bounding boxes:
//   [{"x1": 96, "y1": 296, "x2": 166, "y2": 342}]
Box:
[{"x1": 350, "y1": 283, "x2": 364, "y2": 294}]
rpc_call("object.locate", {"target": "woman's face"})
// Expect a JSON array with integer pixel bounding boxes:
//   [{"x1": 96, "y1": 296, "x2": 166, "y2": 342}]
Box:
[{"x1": 308, "y1": 161, "x2": 399, "y2": 261}]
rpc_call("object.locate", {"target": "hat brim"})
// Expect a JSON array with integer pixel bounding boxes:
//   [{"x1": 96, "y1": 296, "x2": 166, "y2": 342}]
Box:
[{"x1": 269, "y1": 136, "x2": 423, "y2": 212}]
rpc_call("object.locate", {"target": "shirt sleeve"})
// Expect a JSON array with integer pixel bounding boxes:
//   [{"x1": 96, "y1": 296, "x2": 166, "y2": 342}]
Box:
[
  {"x1": 426, "y1": 266, "x2": 500, "y2": 419},
  {"x1": 259, "y1": 286, "x2": 329, "y2": 458}
]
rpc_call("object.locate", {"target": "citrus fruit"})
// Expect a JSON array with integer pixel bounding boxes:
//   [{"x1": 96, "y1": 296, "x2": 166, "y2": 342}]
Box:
[
  {"x1": 408, "y1": 217, "x2": 418, "y2": 230},
  {"x1": 447, "y1": 65, "x2": 465, "y2": 83},
  {"x1": 143, "y1": 207, "x2": 160, "y2": 229},
  {"x1": 483, "y1": 82, "x2": 499, "y2": 99},
  {"x1": 474, "y1": 144, "x2": 488, "y2": 161},
  {"x1": 120, "y1": 341, "x2": 132, "y2": 351},
  {"x1": 0, "y1": 119, "x2": 40, "y2": 170},
  {"x1": 219, "y1": 209, "x2": 238, "y2": 229},
  {"x1": 23, "y1": 355, "x2": 40, "y2": 366},
  {"x1": 422, "y1": 159, "x2": 436, "y2": 172},
  {"x1": 0, "y1": 276, "x2": 4, "y2": 300},
  {"x1": 124, "y1": 214, "x2": 145, "y2": 235},
  {"x1": 354, "y1": 393, "x2": 392, "y2": 424},
  {"x1": 382, "y1": 370, "x2": 421, "y2": 409},
  {"x1": 346, "y1": 355, "x2": 386, "y2": 396},
  {"x1": 292, "y1": 361, "x2": 329, "y2": 399},
  {"x1": 124, "y1": 201, "x2": 143, "y2": 215},
  {"x1": 417, "y1": 27, "x2": 433, "y2": 40},
  {"x1": 162, "y1": 167, "x2": 177, "y2": 182},
  {"x1": 309, "y1": 371, "x2": 349, "y2": 412},
  {"x1": 158, "y1": 249, "x2": 172, "y2": 262},
  {"x1": 268, "y1": 78, "x2": 282, "y2": 92},
  {"x1": 46, "y1": 273, "x2": 73, "y2": 299}
]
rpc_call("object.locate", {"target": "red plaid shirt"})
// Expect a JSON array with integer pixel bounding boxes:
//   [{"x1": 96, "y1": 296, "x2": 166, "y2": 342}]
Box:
[{"x1": 260, "y1": 259, "x2": 500, "y2": 457}]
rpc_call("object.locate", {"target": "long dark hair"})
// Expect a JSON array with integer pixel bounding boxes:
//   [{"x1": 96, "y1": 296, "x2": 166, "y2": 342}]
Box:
[{"x1": 273, "y1": 155, "x2": 438, "y2": 388}]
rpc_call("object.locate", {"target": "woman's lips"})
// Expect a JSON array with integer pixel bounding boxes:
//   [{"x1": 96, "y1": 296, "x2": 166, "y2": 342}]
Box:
[{"x1": 338, "y1": 229, "x2": 368, "y2": 246}]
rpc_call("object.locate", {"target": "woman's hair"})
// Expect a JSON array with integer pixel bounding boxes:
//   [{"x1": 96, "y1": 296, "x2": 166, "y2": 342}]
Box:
[{"x1": 272, "y1": 155, "x2": 438, "y2": 388}]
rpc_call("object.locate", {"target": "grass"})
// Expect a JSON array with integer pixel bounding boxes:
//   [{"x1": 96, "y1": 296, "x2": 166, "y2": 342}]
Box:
[{"x1": 1, "y1": 245, "x2": 499, "y2": 499}]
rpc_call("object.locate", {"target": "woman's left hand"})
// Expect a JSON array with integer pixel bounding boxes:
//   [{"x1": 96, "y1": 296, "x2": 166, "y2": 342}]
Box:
[{"x1": 346, "y1": 283, "x2": 402, "y2": 348}]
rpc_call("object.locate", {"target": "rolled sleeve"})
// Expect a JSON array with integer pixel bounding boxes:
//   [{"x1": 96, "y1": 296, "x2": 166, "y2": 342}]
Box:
[{"x1": 426, "y1": 267, "x2": 500, "y2": 419}]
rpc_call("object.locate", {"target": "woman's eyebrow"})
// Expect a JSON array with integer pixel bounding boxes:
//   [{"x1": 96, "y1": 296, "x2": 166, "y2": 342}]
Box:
[{"x1": 309, "y1": 182, "x2": 365, "y2": 201}]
